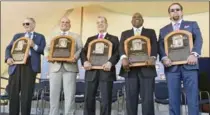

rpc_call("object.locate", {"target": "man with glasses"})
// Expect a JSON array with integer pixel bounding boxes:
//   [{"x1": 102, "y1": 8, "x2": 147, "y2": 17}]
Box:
[
  {"x1": 45, "y1": 17, "x2": 83, "y2": 115},
  {"x1": 5, "y1": 17, "x2": 46, "y2": 115},
  {"x1": 158, "y1": 3, "x2": 203, "y2": 115}
]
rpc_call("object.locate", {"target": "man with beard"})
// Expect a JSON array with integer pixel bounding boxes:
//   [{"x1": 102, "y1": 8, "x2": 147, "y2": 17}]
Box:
[
  {"x1": 158, "y1": 3, "x2": 203, "y2": 115},
  {"x1": 119, "y1": 12, "x2": 158, "y2": 115},
  {"x1": 80, "y1": 16, "x2": 119, "y2": 115}
]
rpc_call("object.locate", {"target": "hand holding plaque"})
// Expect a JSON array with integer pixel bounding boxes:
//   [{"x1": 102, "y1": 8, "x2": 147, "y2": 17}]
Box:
[
  {"x1": 145, "y1": 57, "x2": 156, "y2": 66},
  {"x1": 48, "y1": 35, "x2": 75, "y2": 62}
]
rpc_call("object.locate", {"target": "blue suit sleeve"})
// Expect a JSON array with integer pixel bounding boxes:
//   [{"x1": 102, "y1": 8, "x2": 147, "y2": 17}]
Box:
[{"x1": 191, "y1": 21, "x2": 203, "y2": 55}]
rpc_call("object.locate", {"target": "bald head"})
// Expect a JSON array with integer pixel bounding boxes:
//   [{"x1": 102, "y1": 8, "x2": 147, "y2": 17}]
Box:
[
  {"x1": 131, "y1": 12, "x2": 144, "y2": 28},
  {"x1": 60, "y1": 17, "x2": 71, "y2": 32}
]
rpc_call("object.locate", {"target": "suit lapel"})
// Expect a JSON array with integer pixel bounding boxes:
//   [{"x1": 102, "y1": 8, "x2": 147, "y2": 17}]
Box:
[
  {"x1": 104, "y1": 33, "x2": 110, "y2": 40},
  {"x1": 33, "y1": 32, "x2": 37, "y2": 40},
  {"x1": 167, "y1": 23, "x2": 174, "y2": 33},
  {"x1": 179, "y1": 20, "x2": 185, "y2": 30},
  {"x1": 129, "y1": 29, "x2": 134, "y2": 36},
  {"x1": 140, "y1": 27, "x2": 146, "y2": 36}
]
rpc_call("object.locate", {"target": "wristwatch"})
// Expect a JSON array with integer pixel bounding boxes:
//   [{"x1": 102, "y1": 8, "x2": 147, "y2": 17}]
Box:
[{"x1": 191, "y1": 52, "x2": 199, "y2": 57}]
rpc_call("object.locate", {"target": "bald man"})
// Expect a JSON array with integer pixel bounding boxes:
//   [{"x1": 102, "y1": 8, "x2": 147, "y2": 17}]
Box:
[
  {"x1": 119, "y1": 12, "x2": 158, "y2": 115},
  {"x1": 45, "y1": 17, "x2": 83, "y2": 115},
  {"x1": 5, "y1": 17, "x2": 46, "y2": 115}
]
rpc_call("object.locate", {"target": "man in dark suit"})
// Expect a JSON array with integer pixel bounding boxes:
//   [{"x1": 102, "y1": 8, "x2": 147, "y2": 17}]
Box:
[
  {"x1": 119, "y1": 12, "x2": 158, "y2": 115},
  {"x1": 5, "y1": 17, "x2": 46, "y2": 115},
  {"x1": 80, "y1": 16, "x2": 119, "y2": 115},
  {"x1": 158, "y1": 3, "x2": 203, "y2": 115}
]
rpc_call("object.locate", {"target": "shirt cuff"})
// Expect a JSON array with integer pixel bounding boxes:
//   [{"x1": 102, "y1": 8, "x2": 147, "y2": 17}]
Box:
[
  {"x1": 120, "y1": 55, "x2": 127, "y2": 60},
  {"x1": 191, "y1": 52, "x2": 200, "y2": 57},
  {"x1": 107, "y1": 61, "x2": 112, "y2": 67},
  {"x1": 150, "y1": 56, "x2": 156, "y2": 59},
  {"x1": 33, "y1": 44, "x2": 38, "y2": 51},
  {"x1": 161, "y1": 56, "x2": 168, "y2": 61}
]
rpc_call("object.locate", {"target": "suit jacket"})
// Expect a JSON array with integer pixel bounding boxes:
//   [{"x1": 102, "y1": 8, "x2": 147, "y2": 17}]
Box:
[
  {"x1": 5, "y1": 32, "x2": 46, "y2": 75},
  {"x1": 45, "y1": 31, "x2": 83, "y2": 73},
  {"x1": 80, "y1": 33, "x2": 120, "y2": 81},
  {"x1": 119, "y1": 28, "x2": 158, "y2": 78},
  {"x1": 158, "y1": 20, "x2": 203, "y2": 72}
]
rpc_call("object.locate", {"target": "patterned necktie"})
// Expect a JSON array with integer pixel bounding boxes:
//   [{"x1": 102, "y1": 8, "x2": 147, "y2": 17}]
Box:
[
  {"x1": 136, "y1": 28, "x2": 140, "y2": 35},
  {"x1": 99, "y1": 34, "x2": 104, "y2": 39},
  {"x1": 174, "y1": 23, "x2": 180, "y2": 31}
]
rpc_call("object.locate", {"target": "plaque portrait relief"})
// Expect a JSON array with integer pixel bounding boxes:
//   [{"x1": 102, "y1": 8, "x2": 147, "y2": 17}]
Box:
[
  {"x1": 48, "y1": 35, "x2": 75, "y2": 62},
  {"x1": 11, "y1": 37, "x2": 30, "y2": 64},
  {"x1": 164, "y1": 30, "x2": 193, "y2": 65},
  {"x1": 170, "y1": 34, "x2": 186, "y2": 48},
  {"x1": 131, "y1": 39, "x2": 146, "y2": 51},
  {"x1": 57, "y1": 38, "x2": 68, "y2": 48},
  {"x1": 87, "y1": 39, "x2": 112, "y2": 69},
  {"x1": 124, "y1": 35, "x2": 151, "y2": 67},
  {"x1": 15, "y1": 40, "x2": 25, "y2": 51},
  {"x1": 94, "y1": 42, "x2": 105, "y2": 54}
]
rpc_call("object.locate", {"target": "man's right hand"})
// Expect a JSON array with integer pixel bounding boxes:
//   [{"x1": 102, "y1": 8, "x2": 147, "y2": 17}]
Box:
[
  {"x1": 162, "y1": 57, "x2": 172, "y2": 67},
  {"x1": 84, "y1": 61, "x2": 92, "y2": 70},
  {"x1": 122, "y1": 58, "x2": 130, "y2": 72},
  {"x1": 7, "y1": 58, "x2": 14, "y2": 65}
]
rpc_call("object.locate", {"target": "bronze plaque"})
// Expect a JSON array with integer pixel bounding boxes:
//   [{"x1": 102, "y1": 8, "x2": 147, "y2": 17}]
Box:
[
  {"x1": 87, "y1": 39, "x2": 112, "y2": 69},
  {"x1": 11, "y1": 37, "x2": 30, "y2": 64},
  {"x1": 164, "y1": 30, "x2": 193, "y2": 65},
  {"x1": 48, "y1": 35, "x2": 75, "y2": 62},
  {"x1": 124, "y1": 35, "x2": 151, "y2": 67}
]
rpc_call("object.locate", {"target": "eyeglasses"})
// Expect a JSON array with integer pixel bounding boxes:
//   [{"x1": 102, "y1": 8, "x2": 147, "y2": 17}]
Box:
[
  {"x1": 170, "y1": 8, "x2": 181, "y2": 12},
  {"x1": 22, "y1": 23, "x2": 30, "y2": 26}
]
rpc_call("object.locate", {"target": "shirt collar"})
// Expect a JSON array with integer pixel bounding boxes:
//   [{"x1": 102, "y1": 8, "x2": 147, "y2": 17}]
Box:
[
  {"x1": 61, "y1": 31, "x2": 69, "y2": 35},
  {"x1": 98, "y1": 32, "x2": 107, "y2": 38},
  {"x1": 25, "y1": 31, "x2": 34, "y2": 35},
  {"x1": 133, "y1": 26, "x2": 143, "y2": 32},
  {"x1": 171, "y1": 19, "x2": 183, "y2": 26}
]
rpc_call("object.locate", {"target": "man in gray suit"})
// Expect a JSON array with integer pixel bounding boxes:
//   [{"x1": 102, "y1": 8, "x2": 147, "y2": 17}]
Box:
[{"x1": 45, "y1": 17, "x2": 83, "y2": 115}]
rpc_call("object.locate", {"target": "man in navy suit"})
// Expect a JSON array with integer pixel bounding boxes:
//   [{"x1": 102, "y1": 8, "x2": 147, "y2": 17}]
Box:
[
  {"x1": 5, "y1": 17, "x2": 46, "y2": 115},
  {"x1": 158, "y1": 3, "x2": 203, "y2": 115}
]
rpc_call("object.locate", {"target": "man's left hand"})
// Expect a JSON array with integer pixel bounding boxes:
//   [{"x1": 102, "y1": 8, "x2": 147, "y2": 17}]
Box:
[
  {"x1": 187, "y1": 54, "x2": 198, "y2": 65},
  {"x1": 29, "y1": 39, "x2": 35, "y2": 47},
  {"x1": 145, "y1": 57, "x2": 156, "y2": 66},
  {"x1": 102, "y1": 61, "x2": 112, "y2": 71}
]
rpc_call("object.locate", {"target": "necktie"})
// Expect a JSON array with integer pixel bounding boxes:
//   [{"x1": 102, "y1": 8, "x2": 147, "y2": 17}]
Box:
[
  {"x1": 99, "y1": 34, "x2": 104, "y2": 39},
  {"x1": 28, "y1": 32, "x2": 32, "y2": 55},
  {"x1": 174, "y1": 23, "x2": 180, "y2": 31},
  {"x1": 28, "y1": 32, "x2": 32, "y2": 38},
  {"x1": 135, "y1": 29, "x2": 140, "y2": 35}
]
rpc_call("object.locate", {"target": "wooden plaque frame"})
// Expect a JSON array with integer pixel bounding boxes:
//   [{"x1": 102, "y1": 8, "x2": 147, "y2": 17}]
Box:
[
  {"x1": 48, "y1": 35, "x2": 75, "y2": 62},
  {"x1": 124, "y1": 35, "x2": 151, "y2": 67},
  {"x1": 164, "y1": 30, "x2": 193, "y2": 65},
  {"x1": 87, "y1": 39, "x2": 113, "y2": 69},
  {"x1": 11, "y1": 37, "x2": 30, "y2": 64}
]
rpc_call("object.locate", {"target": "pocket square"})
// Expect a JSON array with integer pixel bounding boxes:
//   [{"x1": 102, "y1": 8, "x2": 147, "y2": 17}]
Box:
[{"x1": 184, "y1": 25, "x2": 190, "y2": 28}]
